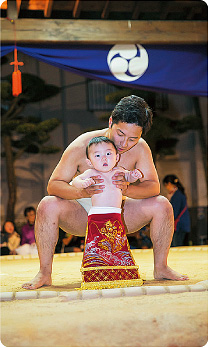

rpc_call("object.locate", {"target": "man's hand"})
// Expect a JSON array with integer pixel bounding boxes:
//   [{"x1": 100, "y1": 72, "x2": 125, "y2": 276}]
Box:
[
  {"x1": 112, "y1": 172, "x2": 129, "y2": 194},
  {"x1": 82, "y1": 175, "x2": 105, "y2": 197}
]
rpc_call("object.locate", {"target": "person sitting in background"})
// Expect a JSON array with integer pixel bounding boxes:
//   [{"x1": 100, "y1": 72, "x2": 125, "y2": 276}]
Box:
[
  {"x1": 55, "y1": 229, "x2": 84, "y2": 253},
  {"x1": 163, "y1": 174, "x2": 191, "y2": 247},
  {"x1": 55, "y1": 228, "x2": 66, "y2": 253},
  {"x1": 15, "y1": 206, "x2": 38, "y2": 255},
  {"x1": 0, "y1": 221, "x2": 20, "y2": 255},
  {"x1": 62, "y1": 234, "x2": 84, "y2": 253},
  {"x1": 21, "y1": 207, "x2": 36, "y2": 245},
  {"x1": 128, "y1": 224, "x2": 152, "y2": 249}
]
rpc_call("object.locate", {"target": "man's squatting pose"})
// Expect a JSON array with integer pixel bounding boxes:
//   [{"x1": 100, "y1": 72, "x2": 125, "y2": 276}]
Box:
[{"x1": 22, "y1": 95, "x2": 189, "y2": 290}]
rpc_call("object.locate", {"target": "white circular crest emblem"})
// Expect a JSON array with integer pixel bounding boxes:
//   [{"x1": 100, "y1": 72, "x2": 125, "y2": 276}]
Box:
[{"x1": 107, "y1": 44, "x2": 149, "y2": 82}]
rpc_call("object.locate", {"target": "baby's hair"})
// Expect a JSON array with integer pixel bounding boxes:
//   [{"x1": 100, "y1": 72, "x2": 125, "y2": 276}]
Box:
[{"x1": 86, "y1": 136, "x2": 117, "y2": 159}]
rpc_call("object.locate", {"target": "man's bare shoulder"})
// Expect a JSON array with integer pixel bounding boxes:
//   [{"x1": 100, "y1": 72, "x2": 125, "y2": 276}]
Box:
[
  {"x1": 137, "y1": 137, "x2": 150, "y2": 149},
  {"x1": 132, "y1": 137, "x2": 152, "y2": 157},
  {"x1": 123, "y1": 137, "x2": 151, "y2": 158},
  {"x1": 118, "y1": 138, "x2": 151, "y2": 171}
]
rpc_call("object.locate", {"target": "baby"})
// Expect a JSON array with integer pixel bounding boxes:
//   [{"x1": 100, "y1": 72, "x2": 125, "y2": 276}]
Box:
[
  {"x1": 72, "y1": 136, "x2": 143, "y2": 290},
  {"x1": 72, "y1": 136, "x2": 142, "y2": 209}
]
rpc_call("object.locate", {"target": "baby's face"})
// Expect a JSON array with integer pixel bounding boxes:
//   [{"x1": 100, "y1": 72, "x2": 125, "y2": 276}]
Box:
[{"x1": 88, "y1": 142, "x2": 119, "y2": 172}]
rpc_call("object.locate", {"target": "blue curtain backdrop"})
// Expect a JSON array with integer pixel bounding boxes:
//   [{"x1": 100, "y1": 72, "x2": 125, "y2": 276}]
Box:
[{"x1": 1, "y1": 44, "x2": 207, "y2": 96}]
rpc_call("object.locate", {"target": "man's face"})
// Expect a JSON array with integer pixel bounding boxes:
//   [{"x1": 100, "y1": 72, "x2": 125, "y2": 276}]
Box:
[
  {"x1": 109, "y1": 119, "x2": 142, "y2": 154},
  {"x1": 26, "y1": 210, "x2": 36, "y2": 225},
  {"x1": 87, "y1": 142, "x2": 119, "y2": 172}
]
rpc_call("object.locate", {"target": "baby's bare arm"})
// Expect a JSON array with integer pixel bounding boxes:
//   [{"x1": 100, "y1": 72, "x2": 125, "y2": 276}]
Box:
[
  {"x1": 125, "y1": 169, "x2": 143, "y2": 183},
  {"x1": 72, "y1": 170, "x2": 96, "y2": 189},
  {"x1": 72, "y1": 176, "x2": 95, "y2": 189},
  {"x1": 114, "y1": 167, "x2": 143, "y2": 184}
]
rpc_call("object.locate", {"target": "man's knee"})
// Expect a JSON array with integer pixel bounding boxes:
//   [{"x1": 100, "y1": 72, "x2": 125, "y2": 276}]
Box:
[
  {"x1": 153, "y1": 195, "x2": 173, "y2": 218},
  {"x1": 36, "y1": 196, "x2": 60, "y2": 217}
]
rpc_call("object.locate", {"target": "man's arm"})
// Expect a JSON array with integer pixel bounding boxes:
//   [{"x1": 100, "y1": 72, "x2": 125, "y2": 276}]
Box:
[
  {"x1": 125, "y1": 178, "x2": 160, "y2": 199},
  {"x1": 113, "y1": 139, "x2": 160, "y2": 199},
  {"x1": 47, "y1": 142, "x2": 83, "y2": 200}
]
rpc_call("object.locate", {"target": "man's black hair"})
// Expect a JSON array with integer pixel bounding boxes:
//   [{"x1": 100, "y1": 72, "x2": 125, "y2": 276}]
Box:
[
  {"x1": 111, "y1": 95, "x2": 153, "y2": 134},
  {"x1": 86, "y1": 136, "x2": 117, "y2": 159},
  {"x1": 24, "y1": 206, "x2": 36, "y2": 217}
]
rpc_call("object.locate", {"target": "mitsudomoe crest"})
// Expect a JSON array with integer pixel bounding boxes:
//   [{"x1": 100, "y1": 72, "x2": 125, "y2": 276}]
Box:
[{"x1": 107, "y1": 44, "x2": 149, "y2": 82}]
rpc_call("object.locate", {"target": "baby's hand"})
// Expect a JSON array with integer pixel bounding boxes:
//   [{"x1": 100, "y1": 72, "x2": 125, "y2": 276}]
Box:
[
  {"x1": 82, "y1": 178, "x2": 95, "y2": 188},
  {"x1": 130, "y1": 169, "x2": 143, "y2": 180}
]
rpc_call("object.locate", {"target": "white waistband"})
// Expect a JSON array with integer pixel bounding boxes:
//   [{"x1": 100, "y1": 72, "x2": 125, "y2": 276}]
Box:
[{"x1": 88, "y1": 207, "x2": 121, "y2": 216}]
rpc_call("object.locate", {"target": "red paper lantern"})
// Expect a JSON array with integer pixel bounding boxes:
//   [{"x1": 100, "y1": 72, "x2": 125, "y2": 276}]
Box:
[
  {"x1": 12, "y1": 70, "x2": 22, "y2": 97},
  {"x1": 10, "y1": 48, "x2": 24, "y2": 97}
]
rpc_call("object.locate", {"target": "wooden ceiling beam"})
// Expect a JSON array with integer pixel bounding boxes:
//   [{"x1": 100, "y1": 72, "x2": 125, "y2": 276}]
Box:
[{"x1": 1, "y1": 19, "x2": 207, "y2": 44}]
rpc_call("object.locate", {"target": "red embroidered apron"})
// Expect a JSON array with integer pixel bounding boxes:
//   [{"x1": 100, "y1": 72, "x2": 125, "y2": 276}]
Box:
[{"x1": 80, "y1": 213, "x2": 143, "y2": 289}]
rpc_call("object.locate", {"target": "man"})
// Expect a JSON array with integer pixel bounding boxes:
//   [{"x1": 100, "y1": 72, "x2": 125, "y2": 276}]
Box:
[{"x1": 22, "y1": 95, "x2": 188, "y2": 289}]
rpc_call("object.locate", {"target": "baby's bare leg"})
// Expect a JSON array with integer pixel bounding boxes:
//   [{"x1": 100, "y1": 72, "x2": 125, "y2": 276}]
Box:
[
  {"x1": 22, "y1": 196, "x2": 87, "y2": 290},
  {"x1": 123, "y1": 195, "x2": 189, "y2": 280}
]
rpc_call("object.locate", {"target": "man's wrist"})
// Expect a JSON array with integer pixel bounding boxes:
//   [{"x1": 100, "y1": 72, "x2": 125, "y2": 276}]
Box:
[
  {"x1": 122, "y1": 182, "x2": 130, "y2": 196},
  {"x1": 123, "y1": 182, "x2": 142, "y2": 199},
  {"x1": 77, "y1": 187, "x2": 91, "y2": 199}
]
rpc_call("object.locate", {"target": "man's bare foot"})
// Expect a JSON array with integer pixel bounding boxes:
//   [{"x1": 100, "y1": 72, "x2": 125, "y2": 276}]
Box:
[
  {"x1": 154, "y1": 266, "x2": 189, "y2": 281},
  {"x1": 22, "y1": 271, "x2": 52, "y2": 290}
]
